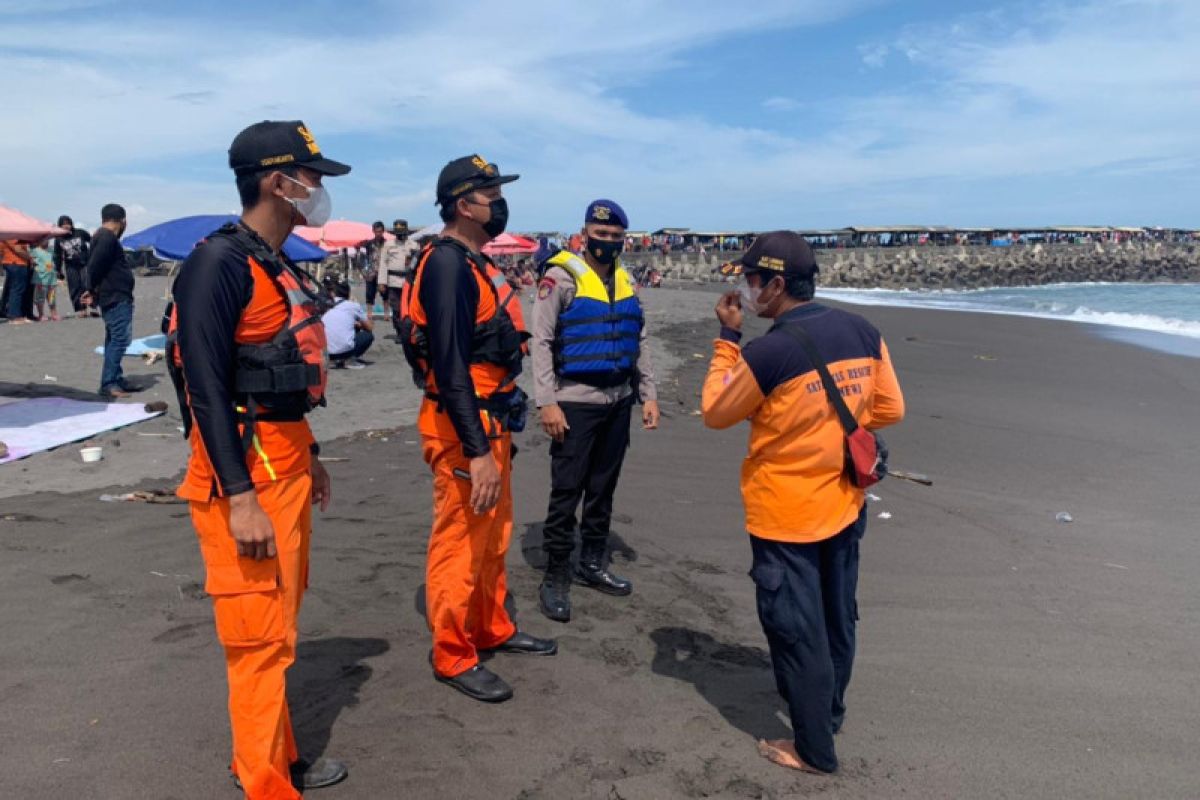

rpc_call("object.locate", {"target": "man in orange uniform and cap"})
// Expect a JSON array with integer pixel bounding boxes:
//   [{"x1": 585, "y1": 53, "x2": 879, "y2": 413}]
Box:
[
  {"x1": 171, "y1": 120, "x2": 351, "y2": 798},
  {"x1": 405, "y1": 154, "x2": 557, "y2": 703},
  {"x1": 702, "y1": 232, "x2": 904, "y2": 775}
]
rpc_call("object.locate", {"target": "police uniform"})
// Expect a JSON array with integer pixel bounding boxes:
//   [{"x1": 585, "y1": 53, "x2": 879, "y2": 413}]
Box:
[
  {"x1": 171, "y1": 121, "x2": 350, "y2": 800},
  {"x1": 531, "y1": 200, "x2": 657, "y2": 622},
  {"x1": 700, "y1": 232, "x2": 905, "y2": 774}
]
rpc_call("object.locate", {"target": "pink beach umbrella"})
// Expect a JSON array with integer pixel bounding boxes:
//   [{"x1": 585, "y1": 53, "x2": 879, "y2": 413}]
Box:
[
  {"x1": 482, "y1": 232, "x2": 538, "y2": 256},
  {"x1": 294, "y1": 220, "x2": 393, "y2": 251},
  {"x1": 0, "y1": 205, "x2": 66, "y2": 240}
]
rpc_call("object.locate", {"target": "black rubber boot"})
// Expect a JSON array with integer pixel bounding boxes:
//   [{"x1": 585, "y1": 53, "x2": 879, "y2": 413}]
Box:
[
  {"x1": 539, "y1": 554, "x2": 572, "y2": 623},
  {"x1": 575, "y1": 542, "x2": 632, "y2": 596}
]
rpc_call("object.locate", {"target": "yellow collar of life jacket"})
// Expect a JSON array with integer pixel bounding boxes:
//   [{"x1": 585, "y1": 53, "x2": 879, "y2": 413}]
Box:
[{"x1": 546, "y1": 250, "x2": 636, "y2": 304}]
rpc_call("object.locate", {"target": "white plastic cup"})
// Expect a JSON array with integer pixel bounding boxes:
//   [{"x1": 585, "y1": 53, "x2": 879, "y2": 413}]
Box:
[{"x1": 80, "y1": 447, "x2": 103, "y2": 463}]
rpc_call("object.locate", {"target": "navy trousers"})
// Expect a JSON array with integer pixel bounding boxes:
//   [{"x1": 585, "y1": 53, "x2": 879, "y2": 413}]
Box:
[{"x1": 748, "y1": 504, "x2": 866, "y2": 773}]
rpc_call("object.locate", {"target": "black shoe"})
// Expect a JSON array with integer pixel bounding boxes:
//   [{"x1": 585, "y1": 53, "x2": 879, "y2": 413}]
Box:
[
  {"x1": 231, "y1": 757, "x2": 348, "y2": 792},
  {"x1": 485, "y1": 630, "x2": 558, "y2": 656},
  {"x1": 575, "y1": 546, "x2": 633, "y2": 596},
  {"x1": 539, "y1": 556, "x2": 572, "y2": 623},
  {"x1": 434, "y1": 664, "x2": 513, "y2": 703},
  {"x1": 292, "y1": 757, "x2": 348, "y2": 789}
]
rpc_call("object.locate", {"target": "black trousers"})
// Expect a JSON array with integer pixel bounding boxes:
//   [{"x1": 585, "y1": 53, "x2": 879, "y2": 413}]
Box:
[
  {"x1": 66, "y1": 264, "x2": 87, "y2": 311},
  {"x1": 542, "y1": 398, "x2": 633, "y2": 557},
  {"x1": 364, "y1": 278, "x2": 378, "y2": 308},
  {"x1": 748, "y1": 504, "x2": 866, "y2": 774}
]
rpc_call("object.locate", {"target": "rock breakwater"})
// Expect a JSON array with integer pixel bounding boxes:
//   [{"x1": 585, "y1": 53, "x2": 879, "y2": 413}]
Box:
[{"x1": 644, "y1": 243, "x2": 1200, "y2": 289}]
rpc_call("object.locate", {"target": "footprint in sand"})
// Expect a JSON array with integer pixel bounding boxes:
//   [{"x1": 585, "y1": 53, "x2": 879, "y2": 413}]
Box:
[{"x1": 152, "y1": 621, "x2": 207, "y2": 644}]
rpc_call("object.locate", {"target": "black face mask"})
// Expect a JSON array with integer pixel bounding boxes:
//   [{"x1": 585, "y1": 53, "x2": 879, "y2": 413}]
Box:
[
  {"x1": 587, "y1": 237, "x2": 623, "y2": 266},
  {"x1": 481, "y1": 197, "x2": 509, "y2": 238}
]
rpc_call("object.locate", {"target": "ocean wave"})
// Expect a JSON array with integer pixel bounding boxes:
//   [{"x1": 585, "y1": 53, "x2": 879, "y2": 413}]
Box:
[{"x1": 817, "y1": 288, "x2": 1200, "y2": 339}]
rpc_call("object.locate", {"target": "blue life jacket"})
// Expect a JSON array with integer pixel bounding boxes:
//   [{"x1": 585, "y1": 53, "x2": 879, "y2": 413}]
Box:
[{"x1": 549, "y1": 250, "x2": 643, "y2": 387}]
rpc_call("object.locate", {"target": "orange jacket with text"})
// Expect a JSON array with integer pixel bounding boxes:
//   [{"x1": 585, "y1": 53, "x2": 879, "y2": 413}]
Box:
[{"x1": 702, "y1": 303, "x2": 904, "y2": 543}]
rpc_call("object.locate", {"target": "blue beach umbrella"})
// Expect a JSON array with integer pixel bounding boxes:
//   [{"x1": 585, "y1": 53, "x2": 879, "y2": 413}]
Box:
[{"x1": 123, "y1": 214, "x2": 328, "y2": 262}]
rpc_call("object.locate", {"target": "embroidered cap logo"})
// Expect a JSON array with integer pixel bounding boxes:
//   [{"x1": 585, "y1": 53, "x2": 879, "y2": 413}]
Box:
[{"x1": 297, "y1": 125, "x2": 321, "y2": 156}]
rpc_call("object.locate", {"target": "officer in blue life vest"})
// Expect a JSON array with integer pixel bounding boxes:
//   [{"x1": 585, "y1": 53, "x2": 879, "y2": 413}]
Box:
[{"x1": 531, "y1": 199, "x2": 659, "y2": 622}]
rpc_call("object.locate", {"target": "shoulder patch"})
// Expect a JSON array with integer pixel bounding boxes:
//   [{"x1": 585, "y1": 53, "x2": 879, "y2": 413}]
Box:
[{"x1": 537, "y1": 277, "x2": 556, "y2": 301}]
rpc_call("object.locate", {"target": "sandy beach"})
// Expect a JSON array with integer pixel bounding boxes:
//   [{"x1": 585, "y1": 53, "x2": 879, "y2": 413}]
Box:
[{"x1": 1, "y1": 278, "x2": 1198, "y2": 799}]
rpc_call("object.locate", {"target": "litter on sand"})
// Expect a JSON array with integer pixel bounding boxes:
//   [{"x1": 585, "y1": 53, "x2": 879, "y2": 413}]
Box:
[
  {"x1": 878, "y1": 511, "x2": 893, "y2": 520},
  {"x1": 98, "y1": 490, "x2": 184, "y2": 504}
]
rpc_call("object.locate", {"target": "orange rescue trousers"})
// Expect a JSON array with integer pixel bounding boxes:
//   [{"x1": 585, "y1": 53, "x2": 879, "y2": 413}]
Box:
[
  {"x1": 423, "y1": 432, "x2": 517, "y2": 678},
  {"x1": 190, "y1": 472, "x2": 312, "y2": 800}
]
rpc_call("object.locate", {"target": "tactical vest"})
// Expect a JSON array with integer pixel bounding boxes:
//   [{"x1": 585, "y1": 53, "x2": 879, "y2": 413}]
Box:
[
  {"x1": 549, "y1": 250, "x2": 643, "y2": 388},
  {"x1": 165, "y1": 223, "x2": 330, "y2": 451},
  {"x1": 398, "y1": 237, "x2": 527, "y2": 398}
]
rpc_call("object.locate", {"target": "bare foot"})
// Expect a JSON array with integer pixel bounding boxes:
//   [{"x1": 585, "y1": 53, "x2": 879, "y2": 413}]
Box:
[{"x1": 757, "y1": 739, "x2": 825, "y2": 774}]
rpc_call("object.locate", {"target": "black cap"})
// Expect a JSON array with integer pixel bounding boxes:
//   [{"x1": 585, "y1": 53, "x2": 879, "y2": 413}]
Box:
[
  {"x1": 392, "y1": 218, "x2": 410, "y2": 234},
  {"x1": 719, "y1": 231, "x2": 818, "y2": 278},
  {"x1": 228, "y1": 120, "x2": 351, "y2": 177},
  {"x1": 436, "y1": 154, "x2": 518, "y2": 206}
]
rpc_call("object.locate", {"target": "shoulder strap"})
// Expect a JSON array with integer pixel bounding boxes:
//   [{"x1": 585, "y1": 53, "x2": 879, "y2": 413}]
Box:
[{"x1": 775, "y1": 322, "x2": 859, "y2": 435}]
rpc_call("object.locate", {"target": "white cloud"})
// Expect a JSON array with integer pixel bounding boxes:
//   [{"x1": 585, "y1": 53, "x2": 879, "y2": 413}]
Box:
[
  {"x1": 763, "y1": 96, "x2": 801, "y2": 111},
  {"x1": 0, "y1": 0, "x2": 1197, "y2": 230},
  {"x1": 858, "y1": 42, "x2": 889, "y2": 68}
]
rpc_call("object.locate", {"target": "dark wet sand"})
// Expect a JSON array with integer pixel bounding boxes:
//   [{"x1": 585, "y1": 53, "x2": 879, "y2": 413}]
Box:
[{"x1": 1, "y1": 300, "x2": 1198, "y2": 799}]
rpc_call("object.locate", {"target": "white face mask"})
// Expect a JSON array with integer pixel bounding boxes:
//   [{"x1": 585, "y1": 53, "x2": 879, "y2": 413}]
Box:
[
  {"x1": 282, "y1": 174, "x2": 332, "y2": 227},
  {"x1": 739, "y1": 278, "x2": 765, "y2": 314}
]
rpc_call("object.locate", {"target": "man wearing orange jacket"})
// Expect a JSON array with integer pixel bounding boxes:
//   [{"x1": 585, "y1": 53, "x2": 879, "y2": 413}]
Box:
[
  {"x1": 172, "y1": 120, "x2": 351, "y2": 799},
  {"x1": 701, "y1": 232, "x2": 904, "y2": 775},
  {"x1": 404, "y1": 154, "x2": 557, "y2": 703}
]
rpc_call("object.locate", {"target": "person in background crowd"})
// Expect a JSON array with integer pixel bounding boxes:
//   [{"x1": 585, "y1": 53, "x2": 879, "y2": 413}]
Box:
[
  {"x1": 378, "y1": 218, "x2": 416, "y2": 326},
  {"x1": 355, "y1": 220, "x2": 386, "y2": 311},
  {"x1": 53, "y1": 215, "x2": 94, "y2": 317},
  {"x1": 85, "y1": 203, "x2": 137, "y2": 397},
  {"x1": 30, "y1": 238, "x2": 60, "y2": 321},
  {"x1": 1, "y1": 238, "x2": 33, "y2": 324},
  {"x1": 322, "y1": 280, "x2": 373, "y2": 369}
]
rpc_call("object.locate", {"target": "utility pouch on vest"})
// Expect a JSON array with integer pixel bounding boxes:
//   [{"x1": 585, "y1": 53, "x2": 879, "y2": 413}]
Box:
[
  {"x1": 776, "y1": 322, "x2": 888, "y2": 488},
  {"x1": 471, "y1": 387, "x2": 529, "y2": 434}
]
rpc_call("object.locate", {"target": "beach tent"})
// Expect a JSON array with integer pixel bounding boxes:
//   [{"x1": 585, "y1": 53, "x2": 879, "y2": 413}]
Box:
[
  {"x1": 412, "y1": 222, "x2": 444, "y2": 241},
  {"x1": 294, "y1": 220, "x2": 392, "y2": 251},
  {"x1": 482, "y1": 232, "x2": 538, "y2": 256},
  {"x1": 0, "y1": 204, "x2": 65, "y2": 240},
  {"x1": 123, "y1": 215, "x2": 327, "y2": 262}
]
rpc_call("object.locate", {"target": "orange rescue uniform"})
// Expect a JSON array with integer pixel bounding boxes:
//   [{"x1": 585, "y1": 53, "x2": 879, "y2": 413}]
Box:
[
  {"x1": 175, "y1": 239, "x2": 320, "y2": 800},
  {"x1": 407, "y1": 240, "x2": 522, "y2": 677}
]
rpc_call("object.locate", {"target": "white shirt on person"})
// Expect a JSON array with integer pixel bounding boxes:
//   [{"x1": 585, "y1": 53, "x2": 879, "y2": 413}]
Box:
[
  {"x1": 322, "y1": 298, "x2": 366, "y2": 355},
  {"x1": 379, "y1": 239, "x2": 419, "y2": 289}
]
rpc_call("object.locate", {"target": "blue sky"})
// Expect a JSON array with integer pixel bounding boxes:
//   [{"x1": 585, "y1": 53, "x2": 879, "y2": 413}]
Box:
[{"x1": 1, "y1": 0, "x2": 1197, "y2": 233}]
